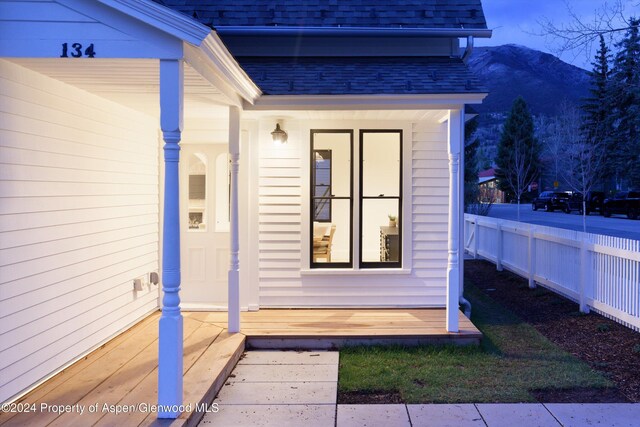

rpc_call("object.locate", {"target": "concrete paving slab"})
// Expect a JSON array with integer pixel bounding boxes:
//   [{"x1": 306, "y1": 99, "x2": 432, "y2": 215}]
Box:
[
  {"x1": 238, "y1": 350, "x2": 339, "y2": 365},
  {"x1": 228, "y1": 363, "x2": 338, "y2": 383},
  {"x1": 214, "y1": 381, "x2": 337, "y2": 405},
  {"x1": 407, "y1": 404, "x2": 485, "y2": 427},
  {"x1": 544, "y1": 403, "x2": 640, "y2": 427},
  {"x1": 200, "y1": 404, "x2": 335, "y2": 427},
  {"x1": 476, "y1": 403, "x2": 561, "y2": 427},
  {"x1": 337, "y1": 404, "x2": 410, "y2": 427}
]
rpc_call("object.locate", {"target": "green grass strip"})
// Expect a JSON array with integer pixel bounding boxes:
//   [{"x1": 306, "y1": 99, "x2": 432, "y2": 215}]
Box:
[{"x1": 338, "y1": 284, "x2": 612, "y2": 403}]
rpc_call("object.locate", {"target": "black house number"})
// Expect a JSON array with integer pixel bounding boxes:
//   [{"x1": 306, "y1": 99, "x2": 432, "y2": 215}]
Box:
[{"x1": 60, "y1": 43, "x2": 96, "y2": 58}]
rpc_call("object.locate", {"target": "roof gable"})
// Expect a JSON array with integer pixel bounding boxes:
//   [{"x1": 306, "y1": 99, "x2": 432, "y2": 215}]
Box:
[{"x1": 154, "y1": 0, "x2": 488, "y2": 30}]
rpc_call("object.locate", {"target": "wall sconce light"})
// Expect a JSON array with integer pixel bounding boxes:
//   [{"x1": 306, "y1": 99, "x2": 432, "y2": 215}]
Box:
[{"x1": 271, "y1": 123, "x2": 288, "y2": 145}]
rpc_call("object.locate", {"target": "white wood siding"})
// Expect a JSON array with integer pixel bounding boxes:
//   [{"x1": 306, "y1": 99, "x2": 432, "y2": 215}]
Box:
[
  {"x1": 0, "y1": 60, "x2": 159, "y2": 403},
  {"x1": 256, "y1": 119, "x2": 449, "y2": 307}
]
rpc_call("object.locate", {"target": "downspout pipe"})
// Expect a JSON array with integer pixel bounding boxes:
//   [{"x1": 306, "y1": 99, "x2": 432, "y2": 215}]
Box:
[{"x1": 461, "y1": 35, "x2": 474, "y2": 63}]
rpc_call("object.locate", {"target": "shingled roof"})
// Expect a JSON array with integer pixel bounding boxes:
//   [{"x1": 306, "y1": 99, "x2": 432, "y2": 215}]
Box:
[
  {"x1": 237, "y1": 57, "x2": 487, "y2": 95},
  {"x1": 153, "y1": 0, "x2": 487, "y2": 29}
]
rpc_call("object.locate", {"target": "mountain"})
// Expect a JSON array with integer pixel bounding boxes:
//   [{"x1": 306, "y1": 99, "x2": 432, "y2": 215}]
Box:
[{"x1": 467, "y1": 44, "x2": 590, "y2": 116}]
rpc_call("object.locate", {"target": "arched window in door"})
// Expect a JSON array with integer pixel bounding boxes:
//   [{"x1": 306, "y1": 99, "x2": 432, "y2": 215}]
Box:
[{"x1": 188, "y1": 153, "x2": 207, "y2": 231}]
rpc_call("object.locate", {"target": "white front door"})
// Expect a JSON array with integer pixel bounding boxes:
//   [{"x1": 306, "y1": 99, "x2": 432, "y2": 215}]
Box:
[{"x1": 180, "y1": 143, "x2": 230, "y2": 309}]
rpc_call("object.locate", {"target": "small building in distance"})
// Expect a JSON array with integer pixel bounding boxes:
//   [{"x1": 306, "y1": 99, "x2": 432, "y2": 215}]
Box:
[{"x1": 478, "y1": 168, "x2": 506, "y2": 203}]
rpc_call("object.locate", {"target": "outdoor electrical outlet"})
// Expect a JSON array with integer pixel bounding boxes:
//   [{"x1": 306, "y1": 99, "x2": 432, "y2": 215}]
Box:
[{"x1": 133, "y1": 278, "x2": 143, "y2": 291}]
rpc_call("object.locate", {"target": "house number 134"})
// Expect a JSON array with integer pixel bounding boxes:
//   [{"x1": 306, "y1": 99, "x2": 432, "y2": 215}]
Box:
[{"x1": 60, "y1": 43, "x2": 96, "y2": 58}]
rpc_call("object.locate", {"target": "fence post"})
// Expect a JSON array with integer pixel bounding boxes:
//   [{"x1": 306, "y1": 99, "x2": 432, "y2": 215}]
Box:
[
  {"x1": 579, "y1": 237, "x2": 590, "y2": 313},
  {"x1": 496, "y1": 222, "x2": 503, "y2": 271},
  {"x1": 473, "y1": 217, "x2": 479, "y2": 259},
  {"x1": 528, "y1": 225, "x2": 536, "y2": 289}
]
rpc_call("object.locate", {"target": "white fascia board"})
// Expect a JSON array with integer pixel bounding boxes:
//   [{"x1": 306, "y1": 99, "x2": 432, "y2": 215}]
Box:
[
  {"x1": 244, "y1": 93, "x2": 487, "y2": 111},
  {"x1": 99, "y1": 0, "x2": 261, "y2": 104},
  {"x1": 97, "y1": 0, "x2": 210, "y2": 45},
  {"x1": 197, "y1": 33, "x2": 262, "y2": 104}
]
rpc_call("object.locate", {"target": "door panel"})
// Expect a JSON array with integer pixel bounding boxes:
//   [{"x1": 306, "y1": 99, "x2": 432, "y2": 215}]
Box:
[{"x1": 180, "y1": 144, "x2": 230, "y2": 307}]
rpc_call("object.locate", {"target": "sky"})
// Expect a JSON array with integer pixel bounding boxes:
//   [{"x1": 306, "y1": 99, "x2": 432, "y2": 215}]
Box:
[{"x1": 476, "y1": 0, "x2": 638, "y2": 70}]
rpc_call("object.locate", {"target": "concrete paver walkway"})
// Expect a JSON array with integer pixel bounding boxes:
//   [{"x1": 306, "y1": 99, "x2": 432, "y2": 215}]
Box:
[
  {"x1": 201, "y1": 350, "x2": 338, "y2": 426},
  {"x1": 201, "y1": 351, "x2": 640, "y2": 427}
]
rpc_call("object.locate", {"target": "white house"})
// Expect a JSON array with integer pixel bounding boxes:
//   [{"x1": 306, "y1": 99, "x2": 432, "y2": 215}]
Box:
[{"x1": 0, "y1": 0, "x2": 490, "y2": 415}]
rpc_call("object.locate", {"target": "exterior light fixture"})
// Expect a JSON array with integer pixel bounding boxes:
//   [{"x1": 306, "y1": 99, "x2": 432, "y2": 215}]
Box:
[{"x1": 271, "y1": 123, "x2": 288, "y2": 144}]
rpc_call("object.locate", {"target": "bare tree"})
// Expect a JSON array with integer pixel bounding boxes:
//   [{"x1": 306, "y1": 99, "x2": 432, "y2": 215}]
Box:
[
  {"x1": 553, "y1": 104, "x2": 607, "y2": 232},
  {"x1": 538, "y1": 0, "x2": 639, "y2": 59}
]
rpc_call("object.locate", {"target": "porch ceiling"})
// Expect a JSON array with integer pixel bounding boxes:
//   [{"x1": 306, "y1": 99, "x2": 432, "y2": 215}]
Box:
[{"x1": 8, "y1": 58, "x2": 230, "y2": 118}]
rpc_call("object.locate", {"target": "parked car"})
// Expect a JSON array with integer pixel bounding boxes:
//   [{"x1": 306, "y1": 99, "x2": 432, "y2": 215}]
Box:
[
  {"x1": 602, "y1": 191, "x2": 640, "y2": 220},
  {"x1": 561, "y1": 191, "x2": 605, "y2": 215},
  {"x1": 531, "y1": 191, "x2": 572, "y2": 212}
]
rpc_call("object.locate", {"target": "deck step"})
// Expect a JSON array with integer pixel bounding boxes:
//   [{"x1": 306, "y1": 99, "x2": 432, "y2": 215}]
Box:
[{"x1": 247, "y1": 334, "x2": 481, "y2": 350}]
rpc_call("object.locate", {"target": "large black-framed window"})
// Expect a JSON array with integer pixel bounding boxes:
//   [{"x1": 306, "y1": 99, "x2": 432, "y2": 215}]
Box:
[
  {"x1": 359, "y1": 130, "x2": 402, "y2": 269},
  {"x1": 310, "y1": 130, "x2": 353, "y2": 268}
]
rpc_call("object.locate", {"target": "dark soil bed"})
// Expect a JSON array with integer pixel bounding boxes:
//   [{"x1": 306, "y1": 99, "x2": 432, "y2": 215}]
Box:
[
  {"x1": 466, "y1": 259, "x2": 640, "y2": 402},
  {"x1": 340, "y1": 390, "x2": 403, "y2": 404}
]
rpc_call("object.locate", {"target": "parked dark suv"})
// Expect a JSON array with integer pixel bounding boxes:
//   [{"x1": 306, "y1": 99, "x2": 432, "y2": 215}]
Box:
[
  {"x1": 532, "y1": 191, "x2": 572, "y2": 212},
  {"x1": 602, "y1": 191, "x2": 640, "y2": 220},
  {"x1": 561, "y1": 191, "x2": 605, "y2": 215}
]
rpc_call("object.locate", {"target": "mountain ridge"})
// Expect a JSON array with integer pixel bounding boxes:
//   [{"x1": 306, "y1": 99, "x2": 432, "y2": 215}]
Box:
[{"x1": 467, "y1": 44, "x2": 590, "y2": 115}]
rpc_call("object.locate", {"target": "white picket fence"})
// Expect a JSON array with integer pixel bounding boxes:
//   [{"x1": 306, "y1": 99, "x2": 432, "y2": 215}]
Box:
[{"x1": 464, "y1": 214, "x2": 640, "y2": 331}]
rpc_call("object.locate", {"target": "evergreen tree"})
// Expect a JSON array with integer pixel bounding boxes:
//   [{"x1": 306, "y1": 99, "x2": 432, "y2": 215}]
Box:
[
  {"x1": 582, "y1": 35, "x2": 613, "y2": 144},
  {"x1": 610, "y1": 18, "x2": 640, "y2": 189},
  {"x1": 464, "y1": 116, "x2": 480, "y2": 210},
  {"x1": 582, "y1": 35, "x2": 614, "y2": 192},
  {"x1": 495, "y1": 97, "x2": 541, "y2": 221}
]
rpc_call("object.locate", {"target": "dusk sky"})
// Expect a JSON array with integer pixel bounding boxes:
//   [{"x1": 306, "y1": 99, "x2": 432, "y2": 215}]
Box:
[{"x1": 476, "y1": 0, "x2": 638, "y2": 70}]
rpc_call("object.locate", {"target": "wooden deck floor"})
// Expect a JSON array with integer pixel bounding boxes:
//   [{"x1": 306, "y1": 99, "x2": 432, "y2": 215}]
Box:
[
  {"x1": 0, "y1": 309, "x2": 479, "y2": 427},
  {"x1": 196, "y1": 308, "x2": 481, "y2": 348}
]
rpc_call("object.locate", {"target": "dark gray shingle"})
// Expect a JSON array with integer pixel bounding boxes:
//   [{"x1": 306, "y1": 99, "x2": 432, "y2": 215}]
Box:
[
  {"x1": 154, "y1": 0, "x2": 488, "y2": 29},
  {"x1": 237, "y1": 57, "x2": 487, "y2": 95}
]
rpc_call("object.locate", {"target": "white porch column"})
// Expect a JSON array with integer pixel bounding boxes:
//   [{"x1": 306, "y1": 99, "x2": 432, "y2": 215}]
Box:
[
  {"x1": 158, "y1": 59, "x2": 184, "y2": 418},
  {"x1": 446, "y1": 109, "x2": 463, "y2": 332},
  {"x1": 228, "y1": 106, "x2": 241, "y2": 333}
]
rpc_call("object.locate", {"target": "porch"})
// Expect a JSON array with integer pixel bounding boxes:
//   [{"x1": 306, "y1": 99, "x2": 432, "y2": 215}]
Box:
[{"x1": 0, "y1": 309, "x2": 480, "y2": 427}]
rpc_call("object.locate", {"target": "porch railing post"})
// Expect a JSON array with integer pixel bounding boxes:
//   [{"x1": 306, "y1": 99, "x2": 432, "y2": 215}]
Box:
[
  {"x1": 579, "y1": 237, "x2": 590, "y2": 313},
  {"x1": 158, "y1": 59, "x2": 184, "y2": 418},
  {"x1": 473, "y1": 216, "x2": 479, "y2": 259},
  {"x1": 446, "y1": 109, "x2": 462, "y2": 332},
  {"x1": 228, "y1": 105, "x2": 241, "y2": 333}
]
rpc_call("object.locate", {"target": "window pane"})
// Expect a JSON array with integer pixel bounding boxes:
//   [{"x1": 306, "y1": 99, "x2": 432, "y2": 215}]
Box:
[
  {"x1": 313, "y1": 133, "x2": 351, "y2": 197},
  {"x1": 360, "y1": 130, "x2": 402, "y2": 267},
  {"x1": 311, "y1": 131, "x2": 352, "y2": 267},
  {"x1": 313, "y1": 199, "x2": 351, "y2": 264},
  {"x1": 362, "y1": 132, "x2": 400, "y2": 197},
  {"x1": 313, "y1": 149, "x2": 332, "y2": 222},
  {"x1": 188, "y1": 153, "x2": 207, "y2": 231},
  {"x1": 361, "y1": 199, "x2": 400, "y2": 263}
]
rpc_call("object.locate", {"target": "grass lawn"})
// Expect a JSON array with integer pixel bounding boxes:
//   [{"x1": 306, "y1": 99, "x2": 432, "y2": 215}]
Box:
[{"x1": 338, "y1": 284, "x2": 613, "y2": 403}]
